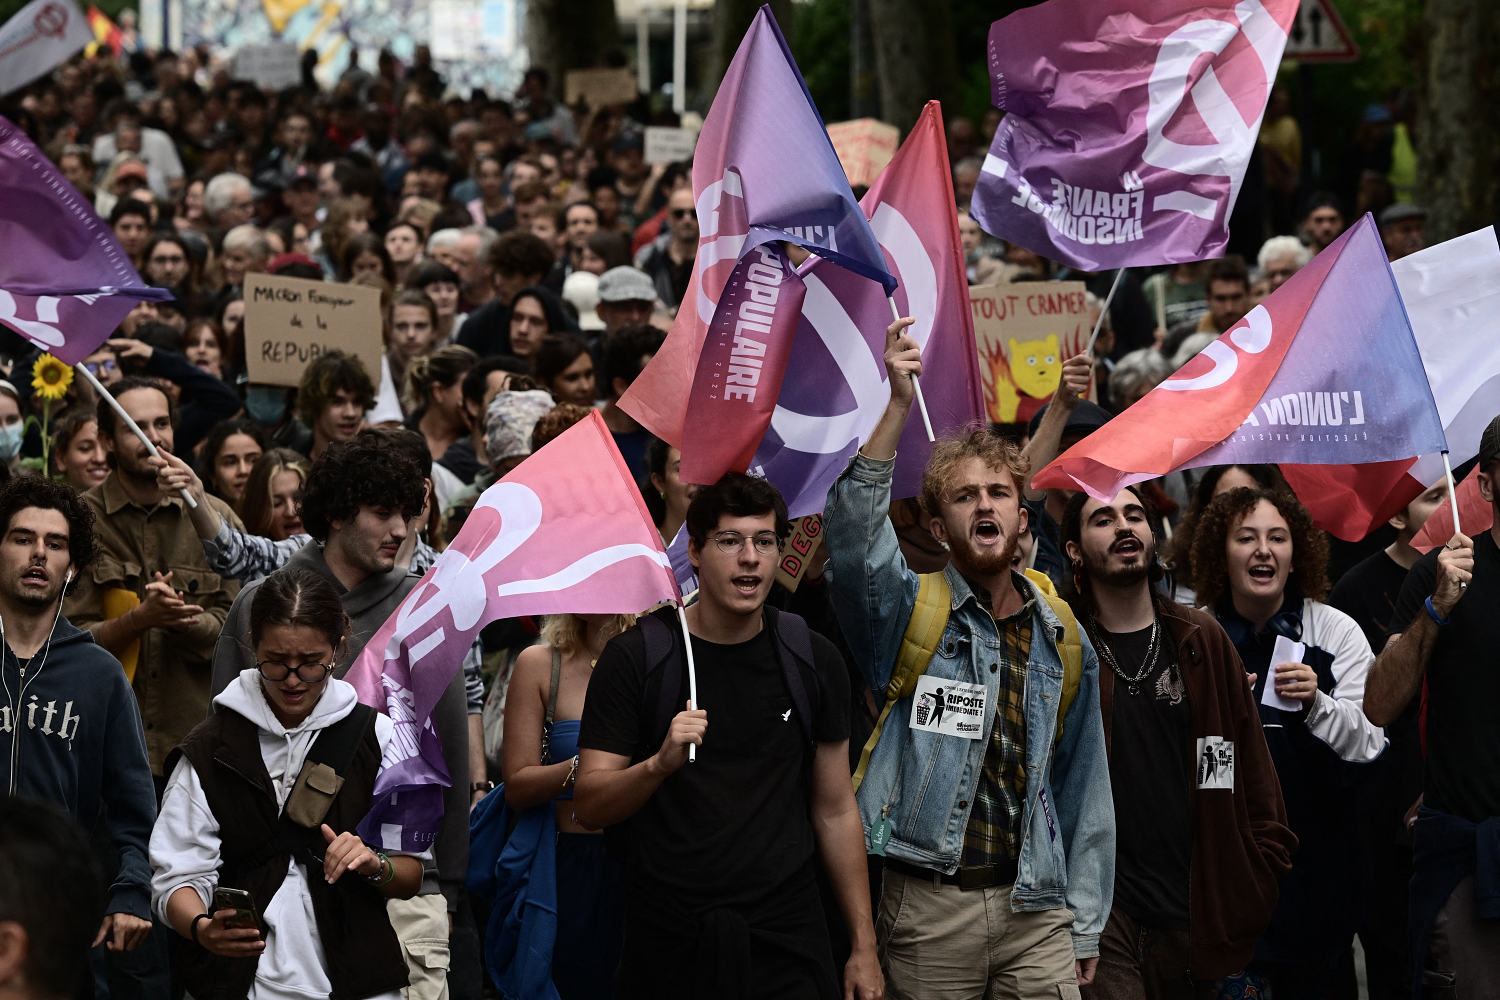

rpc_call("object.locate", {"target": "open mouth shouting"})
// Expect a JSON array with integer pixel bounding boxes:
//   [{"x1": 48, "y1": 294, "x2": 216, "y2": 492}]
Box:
[
  {"x1": 973, "y1": 519, "x2": 1002, "y2": 545},
  {"x1": 731, "y1": 573, "x2": 764, "y2": 597},
  {"x1": 19, "y1": 564, "x2": 48, "y2": 589},
  {"x1": 1110, "y1": 534, "x2": 1144, "y2": 559},
  {"x1": 1246, "y1": 563, "x2": 1279, "y2": 584}
]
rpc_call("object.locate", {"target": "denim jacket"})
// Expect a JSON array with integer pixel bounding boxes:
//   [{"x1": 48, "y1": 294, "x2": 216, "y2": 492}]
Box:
[{"x1": 824, "y1": 453, "x2": 1115, "y2": 957}]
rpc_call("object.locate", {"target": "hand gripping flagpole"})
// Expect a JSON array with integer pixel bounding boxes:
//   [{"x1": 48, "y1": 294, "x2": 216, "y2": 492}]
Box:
[
  {"x1": 678, "y1": 604, "x2": 699, "y2": 763},
  {"x1": 888, "y1": 297, "x2": 935, "y2": 442},
  {"x1": 1084, "y1": 268, "x2": 1125, "y2": 357},
  {"x1": 75, "y1": 362, "x2": 197, "y2": 509}
]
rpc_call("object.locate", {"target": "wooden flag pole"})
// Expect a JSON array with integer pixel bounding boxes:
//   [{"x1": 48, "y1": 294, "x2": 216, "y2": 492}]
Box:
[
  {"x1": 1085, "y1": 268, "x2": 1125, "y2": 356},
  {"x1": 75, "y1": 362, "x2": 197, "y2": 509},
  {"x1": 888, "y1": 297, "x2": 935, "y2": 442}
]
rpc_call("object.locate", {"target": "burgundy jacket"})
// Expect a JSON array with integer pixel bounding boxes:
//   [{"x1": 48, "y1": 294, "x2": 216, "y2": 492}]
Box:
[{"x1": 1096, "y1": 598, "x2": 1296, "y2": 978}]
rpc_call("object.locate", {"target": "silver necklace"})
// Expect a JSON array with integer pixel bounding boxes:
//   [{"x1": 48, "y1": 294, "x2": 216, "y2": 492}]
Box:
[{"x1": 1090, "y1": 617, "x2": 1161, "y2": 696}]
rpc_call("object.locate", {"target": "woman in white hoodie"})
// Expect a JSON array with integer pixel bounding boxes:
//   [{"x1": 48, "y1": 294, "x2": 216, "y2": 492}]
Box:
[{"x1": 150, "y1": 568, "x2": 422, "y2": 1000}]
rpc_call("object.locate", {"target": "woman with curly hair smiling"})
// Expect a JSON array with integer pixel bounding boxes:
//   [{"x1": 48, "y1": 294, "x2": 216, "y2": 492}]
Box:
[{"x1": 1191, "y1": 486, "x2": 1385, "y2": 997}]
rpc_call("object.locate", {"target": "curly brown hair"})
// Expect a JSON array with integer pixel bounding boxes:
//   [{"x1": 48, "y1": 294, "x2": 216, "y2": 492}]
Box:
[
  {"x1": 1190, "y1": 486, "x2": 1329, "y2": 609},
  {"x1": 919, "y1": 427, "x2": 1029, "y2": 518}
]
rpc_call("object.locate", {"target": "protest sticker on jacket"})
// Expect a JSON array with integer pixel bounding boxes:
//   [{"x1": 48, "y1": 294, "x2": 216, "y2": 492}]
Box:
[
  {"x1": 910, "y1": 676, "x2": 986, "y2": 739},
  {"x1": 243, "y1": 273, "x2": 384, "y2": 388},
  {"x1": 969, "y1": 281, "x2": 1089, "y2": 424},
  {"x1": 1196, "y1": 736, "x2": 1235, "y2": 790}
]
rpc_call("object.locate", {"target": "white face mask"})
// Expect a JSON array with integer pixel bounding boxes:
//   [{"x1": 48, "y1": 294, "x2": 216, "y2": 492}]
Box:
[{"x1": 0, "y1": 422, "x2": 23, "y2": 461}]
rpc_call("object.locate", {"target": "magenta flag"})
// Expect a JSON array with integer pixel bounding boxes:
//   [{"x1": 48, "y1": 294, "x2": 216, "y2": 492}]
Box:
[
  {"x1": 1032, "y1": 215, "x2": 1447, "y2": 502},
  {"x1": 347, "y1": 411, "x2": 680, "y2": 851},
  {"x1": 970, "y1": 0, "x2": 1297, "y2": 270},
  {"x1": 622, "y1": 4, "x2": 893, "y2": 486},
  {"x1": 0, "y1": 116, "x2": 171, "y2": 363},
  {"x1": 752, "y1": 101, "x2": 986, "y2": 517}
]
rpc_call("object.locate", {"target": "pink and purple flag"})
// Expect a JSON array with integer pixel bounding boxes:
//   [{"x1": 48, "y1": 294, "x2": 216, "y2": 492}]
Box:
[
  {"x1": 0, "y1": 115, "x2": 171, "y2": 363},
  {"x1": 1282, "y1": 227, "x2": 1500, "y2": 540},
  {"x1": 971, "y1": 0, "x2": 1297, "y2": 271},
  {"x1": 623, "y1": 4, "x2": 894, "y2": 486},
  {"x1": 751, "y1": 101, "x2": 986, "y2": 517},
  {"x1": 347, "y1": 411, "x2": 680, "y2": 851},
  {"x1": 1032, "y1": 214, "x2": 1447, "y2": 501}
]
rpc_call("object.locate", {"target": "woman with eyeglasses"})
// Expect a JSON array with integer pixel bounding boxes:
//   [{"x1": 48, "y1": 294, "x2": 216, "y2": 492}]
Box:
[
  {"x1": 1191, "y1": 487, "x2": 1385, "y2": 998},
  {"x1": 485, "y1": 611, "x2": 634, "y2": 999},
  {"x1": 150, "y1": 568, "x2": 421, "y2": 999}
]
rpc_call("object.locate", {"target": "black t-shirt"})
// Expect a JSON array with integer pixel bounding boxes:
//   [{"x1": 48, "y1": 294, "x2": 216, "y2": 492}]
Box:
[
  {"x1": 579, "y1": 618, "x2": 851, "y2": 909},
  {"x1": 1389, "y1": 532, "x2": 1500, "y2": 822},
  {"x1": 1328, "y1": 548, "x2": 1410, "y2": 655},
  {"x1": 1099, "y1": 622, "x2": 1193, "y2": 929}
]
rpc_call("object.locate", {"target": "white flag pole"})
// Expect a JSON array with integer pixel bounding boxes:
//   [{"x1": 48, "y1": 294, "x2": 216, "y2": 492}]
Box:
[
  {"x1": 75, "y1": 361, "x2": 197, "y2": 509},
  {"x1": 678, "y1": 603, "x2": 699, "y2": 763},
  {"x1": 1084, "y1": 268, "x2": 1125, "y2": 357},
  {"x1": 1441, "y1": 450, "x2": 1463, "y2": 538},
  {"x1": 887, "y1": 296, "x2": 935, "y2": 442}
]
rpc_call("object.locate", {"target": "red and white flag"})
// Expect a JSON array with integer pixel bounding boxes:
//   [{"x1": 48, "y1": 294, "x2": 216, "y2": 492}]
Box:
[{"x1": 346, "y1": 411, "x2": 680, "y2": 851}]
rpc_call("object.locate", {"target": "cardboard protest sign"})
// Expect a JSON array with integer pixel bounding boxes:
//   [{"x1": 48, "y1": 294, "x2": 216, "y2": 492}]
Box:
[
  {"x1": 243, "y1": 273, "x2": 384, "y2": 388},
  {"x1": 969, "y1": 281, "x2": 1090, "y2": 424},
  {"x1": 233, "y1": 42, "x2": 301, "y2": 90},
  {"x1": 826, "y1": 118, "x2": 900, "y2": 189},
  {"x1": 644, "y1": 125, "x2": 698, "y2": 165},
  {"x1": 774, "y1": 514, "x2": 824, "y2": 592},
  {"x1": 564, "y1": 67, "x2": 637, "y2": 108}
]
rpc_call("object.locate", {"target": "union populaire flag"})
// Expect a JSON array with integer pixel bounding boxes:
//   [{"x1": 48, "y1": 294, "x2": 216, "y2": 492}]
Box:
[
  {"x1": 621, "y1": 4, "x2": 894, "y2": 487},
  {"x1": 751, "y1": 101, "x2": 985, "y2": 518},
  {"x1": 1032, "y1": 214, "x2": 1447, "y2": 500}
]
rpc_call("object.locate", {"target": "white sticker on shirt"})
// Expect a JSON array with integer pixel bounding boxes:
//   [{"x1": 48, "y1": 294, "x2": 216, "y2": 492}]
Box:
[
  {"x1": 1196, "y1": 737, "x2": 1235, "y2": 790},
  {"x1": 910, "y1": 676, "x2": 986, "y2": 739}
]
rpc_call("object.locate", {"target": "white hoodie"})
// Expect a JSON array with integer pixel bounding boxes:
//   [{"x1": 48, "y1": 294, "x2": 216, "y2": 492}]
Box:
[{"x1": 150, "y1": 669, "x2": 407, "y2": 1000}]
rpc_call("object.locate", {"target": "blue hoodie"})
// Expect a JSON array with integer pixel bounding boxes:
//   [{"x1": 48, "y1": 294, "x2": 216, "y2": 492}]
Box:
[{"x1": 1, "y1": 617, "x2": 156, "y2": 918}]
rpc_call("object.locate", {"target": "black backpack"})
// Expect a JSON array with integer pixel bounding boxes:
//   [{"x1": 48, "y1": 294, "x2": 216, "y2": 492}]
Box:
[{"x1": 635, "y1": 604, "x2": 821, "y2": 755}]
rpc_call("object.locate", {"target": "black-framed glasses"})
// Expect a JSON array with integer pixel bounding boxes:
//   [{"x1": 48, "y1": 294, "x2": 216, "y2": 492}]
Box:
[
  {"x1": 256, "y1": 659, "x2": 335, "y2": 683},
  {"x1": 710, "y1": 531, "x2": 780, "y2": 555}
]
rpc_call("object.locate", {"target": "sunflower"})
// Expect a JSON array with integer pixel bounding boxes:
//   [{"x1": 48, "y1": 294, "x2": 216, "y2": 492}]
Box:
[{"x1": 31, "y1": 354, "x2": 73, "y2": 401}]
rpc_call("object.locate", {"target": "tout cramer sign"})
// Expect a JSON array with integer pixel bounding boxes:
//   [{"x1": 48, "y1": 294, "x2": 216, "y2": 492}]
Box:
[{"x1": 972, "y1": 0, "x2": 1298, "y2": 270}]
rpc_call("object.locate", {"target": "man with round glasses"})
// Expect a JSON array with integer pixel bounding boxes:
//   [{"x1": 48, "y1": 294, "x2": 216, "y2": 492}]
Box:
[{"x1": 577, "y1": 472, "x2": 883, "y2": 999}]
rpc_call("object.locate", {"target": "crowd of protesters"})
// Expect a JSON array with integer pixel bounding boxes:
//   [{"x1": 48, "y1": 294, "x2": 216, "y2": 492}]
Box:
[{"x1": 0, "y1": 33, "x2": 1489, "y2": 1000}]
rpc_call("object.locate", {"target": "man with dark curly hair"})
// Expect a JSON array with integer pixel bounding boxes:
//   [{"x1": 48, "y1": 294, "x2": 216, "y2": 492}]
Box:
[
  {"x1": 0, "y1": 477, "x2": 157, "y2": 995},
  {"x1": 1058, "y1": 484, "x2": 1292, "y2": 997},
  {"x1": 206, "y1": 430, "x2": 469, "y2": 1000}
]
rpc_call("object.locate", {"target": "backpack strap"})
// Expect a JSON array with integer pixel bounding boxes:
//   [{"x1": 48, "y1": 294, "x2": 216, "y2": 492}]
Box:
[
  {"x1": 638, "y1": 610, "x2": 685, "y2": 761},
  {"x1": 764, "y1": 605, "x2": 816, "y2": 746},
  {"x1": 852, "y1": 572, "x2": 951, "y2": 792},
  {"x1": 307, "y1": 703, "x2": 377, "y2": 775},
  {"x1": 546, "y1": 648, "x2": 563, "y2": 728},
  {"x1": 1038, "y1": 591, "x2": 1082, "y2": 741}
]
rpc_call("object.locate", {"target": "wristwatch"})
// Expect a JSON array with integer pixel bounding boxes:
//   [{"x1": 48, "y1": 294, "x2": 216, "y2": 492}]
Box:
[{"x1": 470, "y1": 781, "x2": 496, "y2": 795}]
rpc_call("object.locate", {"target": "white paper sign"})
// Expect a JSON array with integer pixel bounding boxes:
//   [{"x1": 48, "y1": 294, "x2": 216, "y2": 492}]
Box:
[
  {"x1": 644, "y1": 126, "x2": 698, "y2": 165},
  {"x1": 233, "y1": 42, "x2": 301, "y2": 90},
  {"x1": 1196, "y1": 736, "x2": 1236, "y2": 790},
  {"x1": 1262, "y1": 636, "x2": 1305, "y2": 712},
  {"x1": 910, "y1": 676, "x2": 986, "y2": 739}
]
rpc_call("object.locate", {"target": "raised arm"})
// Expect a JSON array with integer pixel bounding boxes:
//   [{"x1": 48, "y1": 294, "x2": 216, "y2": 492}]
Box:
[
  {"x1": 1366, "y1": 535, "x2": 1471, "y2": 726},
  {"x1": 1021, "y1": 351, "x2": 1091, "y2": 502}
]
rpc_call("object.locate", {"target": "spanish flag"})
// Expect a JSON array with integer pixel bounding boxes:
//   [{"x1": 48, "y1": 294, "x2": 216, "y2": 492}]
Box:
[{"x1": 84, "y1": 5, "x2": 121, "y2": 57}]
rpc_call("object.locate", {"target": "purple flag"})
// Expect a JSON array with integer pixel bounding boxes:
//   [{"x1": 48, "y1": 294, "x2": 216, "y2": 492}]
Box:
[
  {"x1": 752, "y1": 102, "x2": 985, "y2": 517},
  {"x1": 623, "y1": 4, "x2": 894, "y2": 486},
  {"x1": 970, "y1": 0, "x2": 1298, "y2": 270},
  {"x1": 0, "y1": 115, "x2": 171, "y2": 363}
]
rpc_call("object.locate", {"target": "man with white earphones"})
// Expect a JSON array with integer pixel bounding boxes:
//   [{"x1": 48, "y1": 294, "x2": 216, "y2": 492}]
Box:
[{"x1": 0, "y1": 476, "x2": 158, "y2": 997}]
